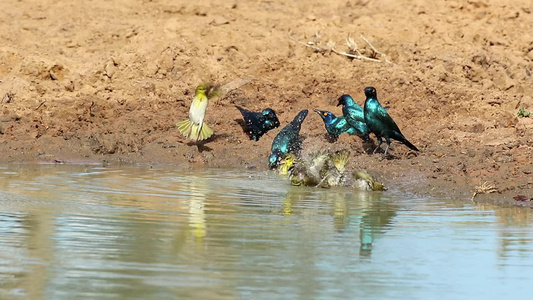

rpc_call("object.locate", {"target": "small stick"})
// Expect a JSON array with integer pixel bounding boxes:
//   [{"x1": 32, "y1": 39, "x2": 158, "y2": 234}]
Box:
[
  {"x1": 331, "y1": 48, "x2": 382, "y2": 62},
  {"x1": 470, "y1": 182, "x2": 498, "y2": 202},
  {"x1": 470, "y1": 191, "x2": 478, "y2": 202},
  {"x1": 35, "y1": 99, "x2": 47, "y2": 110},
  {"x1": 288, "y1": 35, "x2": 327, "y2": 52},
  {"x1": 360, "y1": 34, "x2": 392, "y2": 64},
  {"x1": 289, "y1": 34, "x2": 392, "y2": 64},
  {"x1": 219, "y1": 77, "x2": 254, "y2": 96}
]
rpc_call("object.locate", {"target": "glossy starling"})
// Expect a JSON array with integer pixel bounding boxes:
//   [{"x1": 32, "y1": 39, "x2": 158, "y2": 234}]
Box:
[
  {"x1": 236, "y1": 106, "x2": 280, "y2": 141},
  {"x1": 363, "y1": 87, "x2": 419, "y2": 156}
]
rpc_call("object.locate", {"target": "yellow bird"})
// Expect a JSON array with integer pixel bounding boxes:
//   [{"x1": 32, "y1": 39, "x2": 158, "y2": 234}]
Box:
[
  {"x1": 278, "y1": 153, "x2": 297, "y2": 176},
  {"x1": 352, "y1": 169, "x2": 386, "y2": 191},
  {"x1": 177, "y1": 84, "x2": 216, "y2": 141}
]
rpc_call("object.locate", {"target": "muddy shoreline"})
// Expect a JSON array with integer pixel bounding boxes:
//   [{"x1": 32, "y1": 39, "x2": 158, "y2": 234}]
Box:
[{"x1": 0, "y1": 0, "x2": 531, "y2": 206}]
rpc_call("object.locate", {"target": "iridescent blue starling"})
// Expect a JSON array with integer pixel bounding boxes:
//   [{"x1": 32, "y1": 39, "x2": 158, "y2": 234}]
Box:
[
  {"x1": 336, "y1": 94, "x2": 370, "y2": 141},
  {"x1": 314, "y1": 109, "x2": 360, "y2": 140},
  {"x1": 268, "y1": 109, "x2": 308, "y2": 169},
  {"x1": 363, "y1": 87, "x2": 419, "y2": 156},
  {"x1": 236, "y1": 106, "x2": 280, "y2": 141}
]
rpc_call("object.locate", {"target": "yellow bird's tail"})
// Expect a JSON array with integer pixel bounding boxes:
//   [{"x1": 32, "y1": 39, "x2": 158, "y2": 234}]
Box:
[
  {"x1": 198, "y1": 123, "x2": 213, "y2": 141},
  {"x1": 177, "y1": 120, "x2": 214, "y2": 141}
]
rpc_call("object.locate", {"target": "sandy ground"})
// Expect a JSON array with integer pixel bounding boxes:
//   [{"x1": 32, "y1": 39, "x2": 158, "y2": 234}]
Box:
[{"x1": 0, "y1": 0, "x2": 532, "y2": 205}]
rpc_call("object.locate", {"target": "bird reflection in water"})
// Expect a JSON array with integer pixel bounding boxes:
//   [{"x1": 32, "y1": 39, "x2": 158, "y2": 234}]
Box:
[
  {"x1": 280, "y1": 185, "x2": 398, "y2": 259},
  {"x1": 281, "y1": 186, "x2": 314, "y2": 216},
  {"x1": 357, "y1": 192, "x2": 398, "y2": 258},
  {"x1": 188, "y1": 176, "x2": 208, "y2": 242}
]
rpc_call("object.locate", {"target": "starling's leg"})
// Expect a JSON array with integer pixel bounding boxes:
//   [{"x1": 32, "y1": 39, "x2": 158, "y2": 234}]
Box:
[
  {"x1": 373, "y1": 137, "x2": 382, "y2": 154},
  {"x1": 382, "y1": 137, "x2": 391, "y2": 157}
]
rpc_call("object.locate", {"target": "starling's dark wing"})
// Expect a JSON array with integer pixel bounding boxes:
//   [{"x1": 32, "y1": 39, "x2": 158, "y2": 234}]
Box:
[
  {"x1": 344, "y1": 105, "x2": 365, "y2": 123},
  {"x1": 373, "y1": 105, "x2": 402, "y2": 133},
  {"x1": 342, "y1": 106, "x2": 369, "y2": 136},
  {"x1": 236, "y1": 106, "x2": 255, "y2": 124},
  {"x1": 272, "y1": 125, "x2": 295, "y2": 154},
  {"x1": 236, "y1": 106, "x2": 252, "y2": 126},
  {"x1": 377, "y1": 104, "x2": 419, "y2": 151},
  {"x1": 277, "y1": 110, "x2": 308, "y2": 155},
  {"x1": 390, "y1": 131, "x2": 419, "y2": 151},
  {"x1": 236, "y1": 105, "x2": 265, "y2": 141},
  {"x1": 235, "y1": 105, "x2": 249, "y2": 115}
]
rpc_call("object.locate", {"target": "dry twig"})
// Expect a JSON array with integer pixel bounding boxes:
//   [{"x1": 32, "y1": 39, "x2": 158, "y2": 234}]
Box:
[
  {"x1": 1, "y1": 92, "x2": 15, "y2": 104},
  {"x1": 35, "y1": 99, "x2": 47, "y2": 110},
  {"x1": 288, "y1": 35, "x2": 329, "y2": 53},
  {"x1": 219, "y1": 77, "x2": 254, "y2": 96},
  {"x1": 470, "y1": 182, "x2": 498, "y2": 202},
  {"x1": 360, "y1": 34, "x2": 392, "y2": 64},
  {"x1": 289, "y1": 33, "x2": 392, "y2": 64}
]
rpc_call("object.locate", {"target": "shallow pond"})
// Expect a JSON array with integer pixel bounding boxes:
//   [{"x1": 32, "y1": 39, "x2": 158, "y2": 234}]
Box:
[{"x1": 0, "y1": 164, "x2": 531, "y2": 299}]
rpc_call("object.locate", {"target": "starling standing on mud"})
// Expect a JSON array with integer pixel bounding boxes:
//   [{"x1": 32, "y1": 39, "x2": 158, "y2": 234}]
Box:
[
  {"x1": 336, "y1": 94, "x2": 370, "y2": 141},
  {"x1": 177, "y1": 84, "x2": 216, "y2": 142},
  {"x1": 268, "y1": 109, "x2": 308, "y2": 169},
  {"x1": 363, "y1": 87, "x2": 419, "y2": 156},
  {"x1": 314, "y1": 109, "x2": 360, "y2": 140},
  {"x1": 236, "y1": 106, "x2": 280, "y2": 141}
]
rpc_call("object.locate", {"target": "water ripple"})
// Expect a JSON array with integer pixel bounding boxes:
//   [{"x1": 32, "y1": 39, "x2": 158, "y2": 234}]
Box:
[{"x1": 0, "y1": 164, "x2": 532, "y2": 299}]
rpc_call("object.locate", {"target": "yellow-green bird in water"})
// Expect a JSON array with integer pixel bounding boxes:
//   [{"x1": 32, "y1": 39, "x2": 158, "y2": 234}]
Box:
[
  {"x1": 288, "y1": 150, "x2": 351, "y2": 188},
  {"x1": 278, "y1": 153, "x2": 297, "y2": 176},
  {"x1": 352, "y1": 169, "x2": 387, "y2": 191},
  {"x1": 177, "y1": 84, "x2": 216, "y2": 141}
]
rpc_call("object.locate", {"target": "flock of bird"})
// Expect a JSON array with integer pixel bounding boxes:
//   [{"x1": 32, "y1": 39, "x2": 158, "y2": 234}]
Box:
[{"x1": 177, "y1": 85, "x2": 419, "y2": 190}]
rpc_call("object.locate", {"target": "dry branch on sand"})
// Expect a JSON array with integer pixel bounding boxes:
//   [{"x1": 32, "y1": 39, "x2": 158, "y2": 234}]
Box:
[
  {"x1": 289, "y1": 34, "x2": 392, "y2": 64},
  {"x1": 219, "y1": 77, "x2": 254, "y2": 96},
  {"x1": 470, "y1": 182, "x2": 498, "y2": 202},
  {"x1": 210, "y1": 76, "x2": 254, "y2": 105}
]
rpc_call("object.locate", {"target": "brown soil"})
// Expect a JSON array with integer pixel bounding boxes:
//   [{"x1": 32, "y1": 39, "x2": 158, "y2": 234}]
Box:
[{"x1": 0, "y1": 0, "x2": 531, "y2": 206}]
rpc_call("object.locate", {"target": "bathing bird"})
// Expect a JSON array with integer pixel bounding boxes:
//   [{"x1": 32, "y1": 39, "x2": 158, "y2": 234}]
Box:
[
  {"x1": 363, "y1": 87, "x2": 419, "y2": 156},
  {"x1": 336, "y1": 94, "x2": 370, "y2": 141},
  {"x1": 288, "y1": 149, "x2": 351, "y2": 188},
  {"x1": 177, "y1": 84, "x2": 217, "y2": 141},
  {"x1": 318, "y1": 149, "x2": 351, "y2": 187},
  {"x1": 288, "y1": 151, "x2": 330, "y2": 187},
  {"x1": 268, "y1": 109, "x2": 308, "y2": 169},
  {"x1": 277, "y1": 153, "x2": 296, "y2": 176},
  {"x1": 314, "y1": 109, "x2": 360, "y2": 140},
  {"x1": 236, "y1": 106, "x2": 280, "y2": 141},
  {"x1": 352, "y1": 169, "x2": 386, "y2": 191}
]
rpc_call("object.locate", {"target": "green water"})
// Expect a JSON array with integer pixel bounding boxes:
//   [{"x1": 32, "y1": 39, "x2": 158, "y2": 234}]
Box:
[{"x1": 0, "y1": 164, "x2": 531, "y2": 299}]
